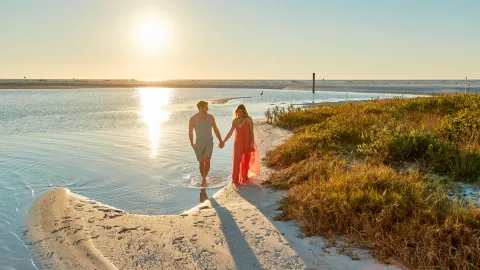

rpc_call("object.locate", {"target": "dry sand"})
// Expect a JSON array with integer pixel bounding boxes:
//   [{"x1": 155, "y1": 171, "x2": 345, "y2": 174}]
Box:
[{"x1": 26, "y1": 122, "x2": 402, "y2": 269}]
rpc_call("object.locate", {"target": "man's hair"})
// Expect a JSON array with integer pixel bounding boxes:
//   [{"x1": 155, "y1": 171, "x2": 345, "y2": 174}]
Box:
[{"x1": 197, "y1": 101, "x2": 208, "y2": 110}]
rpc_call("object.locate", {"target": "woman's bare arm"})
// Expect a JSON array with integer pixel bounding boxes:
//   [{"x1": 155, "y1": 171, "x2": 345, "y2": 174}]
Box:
[
  {"x1": 223, "y1": 119, "x2": 236, "y2": 144},
  {"x1": 248, "y1": 117, "x2": 255, "y2": 147}
]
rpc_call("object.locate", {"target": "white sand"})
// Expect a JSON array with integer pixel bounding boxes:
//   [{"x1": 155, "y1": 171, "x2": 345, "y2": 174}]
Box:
[{"x1": 26, "y1": 122, "x2": 402, "y2": 269}]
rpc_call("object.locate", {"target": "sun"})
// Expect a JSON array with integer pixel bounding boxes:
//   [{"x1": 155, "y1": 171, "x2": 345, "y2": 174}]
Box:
[{"x1": 138, "y1": 19, "x2": 167, "y2": 50}]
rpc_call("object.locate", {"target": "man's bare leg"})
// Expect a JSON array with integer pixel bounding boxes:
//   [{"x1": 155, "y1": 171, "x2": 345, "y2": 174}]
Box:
[
  {"x1": 199, "y1": 161, "x2": 205, "y2": 187},
  {"x1": 204, "y1": 158, "x2": 211, "y2": 178},
  {"x1": 202, "y1": 157, "x2": 211, "y2": 187}
]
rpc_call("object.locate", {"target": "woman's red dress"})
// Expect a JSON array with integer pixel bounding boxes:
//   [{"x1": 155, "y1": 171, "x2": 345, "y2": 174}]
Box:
[{"x1": 232, "y1": 122, "x2": 260, "y2": 185}]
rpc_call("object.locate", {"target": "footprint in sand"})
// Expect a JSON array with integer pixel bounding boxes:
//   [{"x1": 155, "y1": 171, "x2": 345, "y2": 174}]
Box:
[
  {"x1": 189, "y1": 234, "x2": 198, "y2": 243},
  {"x1": 118, "y1": 227, "x2": 138, "y2": 234},
  {"x1": 73, "y1": 239, "x2": 86, "y2": 245},
  {"x1": 200, "y1": 249, "x2": 215, "y2": 256},
  {"x1": 193, "y1": 221, "x2": 205, "y2": 228},
  {"x1": 172, "y1": 236, "x2": 185, "y2": 244}
]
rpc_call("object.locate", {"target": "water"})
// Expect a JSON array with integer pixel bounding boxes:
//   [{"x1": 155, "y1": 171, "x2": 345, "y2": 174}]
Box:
[{"x1": 0, "y1": 87, "x2": 417, "y2": 269}]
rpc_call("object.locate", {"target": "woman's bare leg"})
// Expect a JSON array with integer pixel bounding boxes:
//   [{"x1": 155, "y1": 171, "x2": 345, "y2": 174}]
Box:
[{"x1": 232, "y1": 153, "x2": 241, "y2": 185}]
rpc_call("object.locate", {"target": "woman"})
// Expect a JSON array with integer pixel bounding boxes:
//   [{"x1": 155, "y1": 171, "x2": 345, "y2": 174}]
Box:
[{"x1": 221, "y1": 104, "x2": 260, "y2": 185}]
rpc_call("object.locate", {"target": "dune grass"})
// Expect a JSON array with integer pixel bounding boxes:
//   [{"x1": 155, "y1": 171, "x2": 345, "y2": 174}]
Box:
[{"x1": 265, "y1": 94, "x2": 480, "y2": 269}]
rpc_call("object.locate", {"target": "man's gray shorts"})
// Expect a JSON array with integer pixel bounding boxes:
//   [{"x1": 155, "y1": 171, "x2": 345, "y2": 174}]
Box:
[{"x1": 194, "y1": 140, "x2": 214, "y2": 162}]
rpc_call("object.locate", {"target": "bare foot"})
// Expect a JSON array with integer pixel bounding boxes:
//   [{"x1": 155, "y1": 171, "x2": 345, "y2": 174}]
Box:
[{"x1": 201, "y1": 179, "x2": 207, "y2": 187}]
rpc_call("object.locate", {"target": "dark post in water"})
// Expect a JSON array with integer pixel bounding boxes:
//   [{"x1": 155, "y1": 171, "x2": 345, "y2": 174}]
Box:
[
  {"x1": 312, "y1": 73, "x2": 315, "y2": 93},
  {"x1": 465, "y1": 76, "x2": 467, "y2": 94}
]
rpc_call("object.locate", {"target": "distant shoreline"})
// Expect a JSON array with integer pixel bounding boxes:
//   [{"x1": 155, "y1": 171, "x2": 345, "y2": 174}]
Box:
[{"x1": 1, "y1": 79, "x2": 476, "y2": 95}]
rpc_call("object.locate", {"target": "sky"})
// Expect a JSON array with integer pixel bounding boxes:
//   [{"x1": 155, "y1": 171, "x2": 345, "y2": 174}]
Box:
[{"x1": 0, "y1": 0, "x2": 479, "y2": 80}]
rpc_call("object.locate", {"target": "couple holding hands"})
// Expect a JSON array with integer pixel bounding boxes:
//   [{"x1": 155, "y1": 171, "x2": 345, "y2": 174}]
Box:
[{"x1": 188, "y1": 101, "x2": 260, "y2": 187}]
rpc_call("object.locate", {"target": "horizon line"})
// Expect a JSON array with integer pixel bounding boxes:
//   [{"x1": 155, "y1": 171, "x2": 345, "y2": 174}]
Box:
[{"x1": 0, "y1": 78, "x2": 478, "y2": 81}]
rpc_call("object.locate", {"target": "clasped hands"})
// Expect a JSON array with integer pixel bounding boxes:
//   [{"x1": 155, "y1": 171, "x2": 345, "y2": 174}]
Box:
[{"x1": 218, "y1": 141, "x2": 254, "y2": 149}]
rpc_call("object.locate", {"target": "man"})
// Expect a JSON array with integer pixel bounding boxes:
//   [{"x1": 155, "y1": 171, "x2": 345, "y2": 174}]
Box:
[{"x1": 189, "y1": 101, "x2": 223, "y2": 187}]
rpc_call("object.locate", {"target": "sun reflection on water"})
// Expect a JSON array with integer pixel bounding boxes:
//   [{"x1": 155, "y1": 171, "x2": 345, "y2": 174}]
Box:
[{"x1": 138, "y1": 88, "x2": 172, "y2": 157}]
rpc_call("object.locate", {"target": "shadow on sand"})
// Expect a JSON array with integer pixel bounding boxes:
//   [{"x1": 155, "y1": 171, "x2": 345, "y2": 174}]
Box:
[{"x1": 209, "y1": 196, "x2": 262, "y2": 269}]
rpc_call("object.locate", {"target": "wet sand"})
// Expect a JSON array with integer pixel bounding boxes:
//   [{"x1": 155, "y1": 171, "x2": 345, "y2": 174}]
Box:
[{"x1": 209, "y1": 96, "x2": 253, "y2": 104}]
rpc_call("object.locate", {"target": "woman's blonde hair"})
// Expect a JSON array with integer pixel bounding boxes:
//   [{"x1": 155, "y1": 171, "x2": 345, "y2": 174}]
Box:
[{"x1": 234, "y1": 104, "x2": 249, "y2": 118}]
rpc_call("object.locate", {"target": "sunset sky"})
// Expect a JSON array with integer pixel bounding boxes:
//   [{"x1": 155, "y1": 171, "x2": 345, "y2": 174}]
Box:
[{"x1": 0, "y1": 0, "x2": 478, "y2": 80}]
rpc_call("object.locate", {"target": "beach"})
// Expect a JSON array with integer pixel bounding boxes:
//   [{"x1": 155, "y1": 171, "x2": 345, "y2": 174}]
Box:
[
  {"x1": 26, "y1": 121, "x2": 401, "y2": 269},
  {"x1": 1, "y1": 87, "x2": 417, "y2": 269},
  {"x1": 6, "y1": 1, "x2": 479, "y2": 268}
]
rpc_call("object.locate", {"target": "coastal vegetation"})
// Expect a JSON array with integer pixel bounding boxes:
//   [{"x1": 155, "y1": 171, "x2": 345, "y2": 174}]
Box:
[{"x1": 265, "y1": 94, "x2": 480, "y2": 269}]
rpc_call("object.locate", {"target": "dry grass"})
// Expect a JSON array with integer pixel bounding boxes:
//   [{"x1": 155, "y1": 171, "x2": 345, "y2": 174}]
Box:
[
  {"x1": 265, "y1": 94, "x2": 480, "y2": 269},
  {"x1": 268, "y1": 161, "x2": 480, "y2": 269}
]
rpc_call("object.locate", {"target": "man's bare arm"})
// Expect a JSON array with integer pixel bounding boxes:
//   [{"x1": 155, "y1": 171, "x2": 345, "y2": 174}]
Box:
[
  {"x1": 211, "y1": 116, "x2": 222, "y2": 143},
  {"x1": 189, "y1": 117, "x2": 195, "y2": 148}
]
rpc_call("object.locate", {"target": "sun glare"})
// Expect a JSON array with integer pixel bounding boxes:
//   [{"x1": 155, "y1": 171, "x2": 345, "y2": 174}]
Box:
[
  {"x1": 138, "y1": 88, "x2": 172, "y2": 157},
  {"x1": 138, "y1": 19, "x2": 167, "y2": 50}
]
